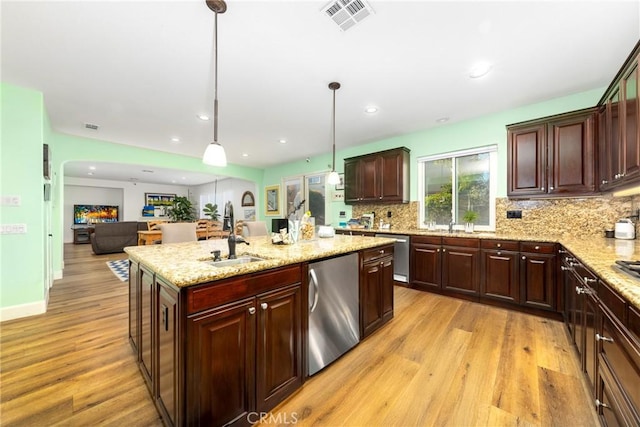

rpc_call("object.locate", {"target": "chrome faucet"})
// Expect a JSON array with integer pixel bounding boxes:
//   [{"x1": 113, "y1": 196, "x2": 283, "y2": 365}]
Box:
[
  {"x1": 448, "y1": 219, "x2": 455, "y2": 233},
  {"x1": 228, "y1": 234, "x2": 249, "y2": 259}
]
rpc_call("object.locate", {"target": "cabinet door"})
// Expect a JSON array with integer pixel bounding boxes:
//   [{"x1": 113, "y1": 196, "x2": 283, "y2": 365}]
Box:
[
  {"x1": 157, "y1": 279, "x2": 180, "y2": 427},
  {"x1": 361, "y1": 260, "x2": 383, "y2": 337},
  {"x1": 129, "y1": 260, "x2": 140, "y2": 355},
  {"x1": 442, "y1": 246, "x2": 479, "y2": 296},
  {"x1": 186, "y1": 299, "x2": 256, "y2": 426},
  {"x1": 256, "y1": 285, "x2": 302, "y2": 413},
  {"x1": 610, "y1": 87, "x2": 623, "y2": 183},
  {"x1": 139, "y1": 266, "x2": 155, "y2": 394},
  {"x1": 360, "y1": 156, "x2": 380, "y2": 201},
  {"x1": 520, "y1": 253, "x2": 555, "y2": 311},
  {"x1": 584, "y1": 292, "x2": 598, "y2": 396},
  {"x1": 381, "y1": 256, "x2": 394, "y2": 321},
  {"x1": 623, "y1": 61, "x2": 640, "y2": 179},
  {"x1": 480, "y1": 249, "x2": 519, "y2": 304},
  {"x1": 344, "y1": 159, "x2": 360, "y2": 203},
  {"x1": 547, "y1": 112, "x2": 595, "y2": 195},
  {"x1": 380, "y1": 150, "x2": 403, "y2": 201},
  {"x1": 507, "y1": 124, "x2": 547, "y2": 196},
  {"x1": 410, "y1": 243, "x2": 441, "y2": 291}
]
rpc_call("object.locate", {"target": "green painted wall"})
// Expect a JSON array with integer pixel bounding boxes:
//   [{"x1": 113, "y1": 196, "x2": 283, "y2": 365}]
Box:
[
  {"x1": 264, "y1": 88, "x2": 604, "y2": 224},
  {"x1": 1, "y1": 84, "x2": 47, "y2": 309}
]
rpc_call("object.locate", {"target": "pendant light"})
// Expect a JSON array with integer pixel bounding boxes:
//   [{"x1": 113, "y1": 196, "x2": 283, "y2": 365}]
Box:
[
  {"x1": 202, "y1": 0, "x2": 228, "y2": 167},
  {"x1": 327, "y1": 82, "x2": 341, "y2": 185}
]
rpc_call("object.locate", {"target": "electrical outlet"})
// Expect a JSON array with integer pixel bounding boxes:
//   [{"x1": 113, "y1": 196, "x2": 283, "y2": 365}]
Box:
[
  {"x1": 387, "y1": 211, "x2": 392, "y2": 218},
  {"x1": 506, "y1": 210, "x2": 522, "y2": 219}
]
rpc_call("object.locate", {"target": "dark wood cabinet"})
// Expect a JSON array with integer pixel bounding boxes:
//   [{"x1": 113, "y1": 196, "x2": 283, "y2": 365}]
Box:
[
  {"x1": 129, "y1": 260, "x2": 140, "y2": 355},
  {"x1": 519, "y1": 243, "x2": 556, "y2": 311},
  {"x1": 480, "y1": 240, "x2": 519, "y2": 304},
  {"x1": 361, "y1": 245, "x2": 394, "y2": 338},
  {"x1": 72, "y1": 227, "x2": 94, "y2": 244},
  {"x1": 156, "y1": 278, "x2": 181, "y2": 427},
  {"x1": 410, "y1": 236, "x2": 442, "y2": 291},
  {"x1": 139, "y1": 265, "x2": 155, "y2": 394},
  {"x1": 256, "y1": 285, "x2": 303, "y2": 413},
  {"x1": 186, "y1": 298, "x2": 256, "y2": 427},
  {"x1": 344, "y1": 147, "x2": 410, "y2": 204},
  {"x1": 507, "y1": 109, "x2": 596, "y2": 198},
  {"x1": 441, "y1": 240, "x2": 480, "y2": 296}
]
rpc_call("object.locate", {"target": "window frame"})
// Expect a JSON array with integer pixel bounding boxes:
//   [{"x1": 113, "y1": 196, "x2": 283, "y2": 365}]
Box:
[{"x1": 417, "y1": 145, "x2": 497, "y2": 232}]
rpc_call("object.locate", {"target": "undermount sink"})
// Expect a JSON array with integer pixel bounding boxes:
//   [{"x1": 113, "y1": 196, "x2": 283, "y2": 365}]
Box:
[{"x1": 207, "y1": 256, "x2": 265, "y2": 268}]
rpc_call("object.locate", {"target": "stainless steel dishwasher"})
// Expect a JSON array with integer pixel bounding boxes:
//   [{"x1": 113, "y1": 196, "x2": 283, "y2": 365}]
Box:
[
  {"x1": 307, "y1": 252, "x2": 360, "y2": 376},
  {"x1": 375, "y1": 233, "x2": 409, "y2": 283}
]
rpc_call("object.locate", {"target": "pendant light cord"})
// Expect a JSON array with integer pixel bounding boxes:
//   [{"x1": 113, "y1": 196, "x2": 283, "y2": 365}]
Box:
[
  {"x1": 213, "y1": 12, "x2": 219, "y2": 144},
  {"x1": 332, "y1": 87, "x2": 336, "y2": 172}
]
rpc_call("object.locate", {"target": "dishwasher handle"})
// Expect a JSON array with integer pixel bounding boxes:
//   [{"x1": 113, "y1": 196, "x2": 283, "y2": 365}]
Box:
[{"x1": 309, "y1": 268, "x2": 320, "y2": 313}]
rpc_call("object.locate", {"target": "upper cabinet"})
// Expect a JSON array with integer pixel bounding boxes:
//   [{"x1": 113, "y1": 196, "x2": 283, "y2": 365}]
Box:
[
  {"x1": 599, "y1": 45, "x2": 640, "y2": 191},
  {"x1": 507, "y1": 108, "x2": 597, "y2": 198},
  {"x1": 344, "y1": 147, "x2": 410, "y2": 204}
]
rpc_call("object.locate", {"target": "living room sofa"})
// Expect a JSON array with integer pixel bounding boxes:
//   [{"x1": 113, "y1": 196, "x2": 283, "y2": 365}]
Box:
[{"x1": 90, "y1": 221, "x2": 147, "y2": 255}]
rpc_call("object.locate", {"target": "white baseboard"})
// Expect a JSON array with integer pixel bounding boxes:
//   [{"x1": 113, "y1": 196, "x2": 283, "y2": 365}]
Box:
[
  {"x1": 53, "y1": 269, "x2": 63, "y2": 280},
  {"x1": 0, "y1": 300, "x2": 47, "y2": 322}
]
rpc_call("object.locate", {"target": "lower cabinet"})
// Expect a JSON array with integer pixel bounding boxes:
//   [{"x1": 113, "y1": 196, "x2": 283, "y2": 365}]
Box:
[
  {"x1": 156, "y1": 278, "x2": 181, "y2": 427},
  {"x1": 361, "y1": 244, "x2": 394, "y2": 338},
  {"x1": 519, "y1": 242, "x2": 556, "y2": 311},
  {"x1": 409, "y1": 236, "x2": 441, "y2": 291},
  {"x1": 139, "y1": 265, "x2": 155, "y2": 394},
  {"x1": 129, "y1": 259, "x2": 140, "y2": 355},
  {"x1": 480, "y1": 240, "x2": 520, "y2": 304}
]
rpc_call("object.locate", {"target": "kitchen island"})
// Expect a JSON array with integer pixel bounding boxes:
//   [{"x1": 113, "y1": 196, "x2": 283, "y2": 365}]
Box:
[{"x1": 125, "y1": 234, "x2": 396, "y2": 427}]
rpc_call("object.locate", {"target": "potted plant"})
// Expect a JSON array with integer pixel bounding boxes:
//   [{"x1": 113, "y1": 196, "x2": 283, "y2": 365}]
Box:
[
  {"x1": 463, "y1": 210, "x2": 478, "y2": 233},
  {"x1": 203, "y1": 203, "x2": 220, "y2": 221},
  {"x1": 168, "y1": 196, "x2": 197, "y2": 222}
]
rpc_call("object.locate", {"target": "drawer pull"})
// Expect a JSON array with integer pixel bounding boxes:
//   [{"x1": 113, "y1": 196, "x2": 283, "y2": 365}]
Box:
[
  {"x1": 595, "y1": 334, "x2": 613, "y2": 343},
  {"x1": 379, "y1": 249, "x2": 384, "y2": 254},
  {"x1": 595, "y1": 399, "x2": 610, "y2": 409},
  {"x1": 558, "y1": 249, "x2": 568, "y2": 254},
  {"x1": 576, "y1": 286, "x2": 584, "y2": 295},
  {"x1": 496, "y1": 243, "x2": 501, "y2": 248},
  {"x1": 248, "y1": 307, "x2": 256, "y2": 315},
  {"x1": 561, "y1": 266, "x2": 571, "y2": 271},
  {"x1": 534, "y1": 245, "x2": 540, "y2": 250},
  {"x1": 261, "y1": 302, "x2": 268, "y2": 310},
  {"x1": 583, "y1": 276, "x2": 596, "y2": 285}
]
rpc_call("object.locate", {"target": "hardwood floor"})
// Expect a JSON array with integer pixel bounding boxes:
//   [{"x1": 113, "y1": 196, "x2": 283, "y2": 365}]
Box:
[{"x1": 1, "y1": 244, "x2": 598, "y2": 426}]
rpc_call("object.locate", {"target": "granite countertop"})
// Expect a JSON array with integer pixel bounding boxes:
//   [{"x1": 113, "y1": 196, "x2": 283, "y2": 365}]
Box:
[
  {"x1": 124, "y1": 234, "x2": 396, "y2": 288},
  {"x1": 337, "y1": 227, "x2": 640, "y2": 310}
]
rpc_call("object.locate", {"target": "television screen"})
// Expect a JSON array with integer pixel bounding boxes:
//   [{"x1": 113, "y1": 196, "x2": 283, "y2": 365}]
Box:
[{"x1": 73, "y1": 204, "x2": 119, "y2": 224}]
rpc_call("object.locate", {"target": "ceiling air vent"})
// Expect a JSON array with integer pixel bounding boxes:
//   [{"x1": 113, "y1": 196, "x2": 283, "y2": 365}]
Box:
[
  {"x1": 322, "y1": 0, "x2": 374, "y2": 31},
  {"x1": 84, "y1": 123, "x2": 99, "y2": 131}
]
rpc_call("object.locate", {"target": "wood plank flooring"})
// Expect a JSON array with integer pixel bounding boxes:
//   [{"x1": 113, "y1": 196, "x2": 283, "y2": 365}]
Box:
[{"x1": 1, "y1": 244, "x2": 598, "y2": 426}]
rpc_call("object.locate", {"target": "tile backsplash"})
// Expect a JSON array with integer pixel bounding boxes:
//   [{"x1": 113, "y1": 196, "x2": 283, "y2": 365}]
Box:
[{"x1": 351, "y1": 195, "x2": 640, "y2": 237}]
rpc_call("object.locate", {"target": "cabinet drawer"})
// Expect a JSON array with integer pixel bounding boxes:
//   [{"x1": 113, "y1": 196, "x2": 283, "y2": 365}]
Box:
[
  {"x1": 186, "y1": 265, "x2": 301, "y2": 314},
  {"x1": 520, "y1": 242, "x2": 555, "y2": 254},
  {"x1": 442, "y1": 237, "x2": 480, "y2": 248},
  {"x1": 411, "y1": 235, "x2": 441, "y2": 245},
  {"x1": 599, "y1": 281, "x2": 627, "y2": 321},
  {"x1": 480, "y1": 239, "x2": 519, "y2": 251},
  {"x1": 362, "y1": 245, "x2": 394, "y2": 263}
]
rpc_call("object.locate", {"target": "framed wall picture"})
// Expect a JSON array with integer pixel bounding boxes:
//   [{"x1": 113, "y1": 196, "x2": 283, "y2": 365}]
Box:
[
  {"x1": 145, "y1": 193, "x2": 176, "y2": 207},
  {"x1": 265, "y1": 185, "x2": 280, "y2": 216},
  {"x1": 241, "y1": 191, "x2": 255, "y2": 207},
  {"x1": 283, "y1": 177, "x2": 303, "y2": 218}
]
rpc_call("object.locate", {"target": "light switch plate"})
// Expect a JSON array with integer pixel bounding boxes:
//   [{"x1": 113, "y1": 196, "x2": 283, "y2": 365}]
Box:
[
  {"x1": 1, "y1": 196, "x2": 21, "y2": 206},
  {"x1": 0, "y1": 224, "x2": 27, "y2": 234}
]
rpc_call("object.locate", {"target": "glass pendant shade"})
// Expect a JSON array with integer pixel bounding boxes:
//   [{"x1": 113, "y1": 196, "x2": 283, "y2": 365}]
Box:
[
  {"x1": 327, "y1": 170, "x2": 341, "y2": 185},
  {"x1": 203, "y1": 142, "x2": 227, "y2": 167}
]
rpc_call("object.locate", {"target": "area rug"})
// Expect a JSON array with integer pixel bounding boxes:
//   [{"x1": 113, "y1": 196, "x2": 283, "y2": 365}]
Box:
[{"x1": 107, "y1": 259, "x2": 128, "y2": 282}]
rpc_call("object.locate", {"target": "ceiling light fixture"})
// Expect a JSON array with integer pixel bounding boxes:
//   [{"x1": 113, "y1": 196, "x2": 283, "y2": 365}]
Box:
[
  {"x1": 202, "y1": 0, "x2": 228, "y2": 167},
  {"x1": 469, "y1": 61, "x2": 492, "y2": 79},
  {"x1": 197, "y1": 114, "x2": 210, "y2": 121},
  {"x1": 279, "y1": 139, "x2": 287, "y2": 144},
  {"x1": 327, "y1": 82, "x2": 341, "y2": 186},
  {"x1": 364, "y1": 106, "x2": 378, "y2": 114}
]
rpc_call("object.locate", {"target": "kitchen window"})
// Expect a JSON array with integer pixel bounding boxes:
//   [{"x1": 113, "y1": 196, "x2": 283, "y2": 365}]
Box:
[{"x1": 417, "y1": 145, "x2": 497, "y2": 231}]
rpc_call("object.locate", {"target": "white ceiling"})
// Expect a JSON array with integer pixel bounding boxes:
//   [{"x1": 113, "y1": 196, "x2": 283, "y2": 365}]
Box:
[{"x1": 2, "y1": 0, "x2": 639, "y2": 185}]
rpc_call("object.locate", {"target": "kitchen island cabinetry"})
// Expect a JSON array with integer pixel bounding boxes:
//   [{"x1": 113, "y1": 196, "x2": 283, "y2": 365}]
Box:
[
  {"x1": 139, "y1": 265, "x2": 155, "y2": 394},
  {"x1": 156, "y1": 277, "x2": 181, "y2": 427},
  {"x1": 129, "y1": 259, "x2": 140, "y2": 355},
  {"x1": 360, "y1": 244, "x2": 394, "y2": 338},
  {"x1": 344, "y1": 147, "x2": 410, "y2": 204},
  {"x1": 507, "y1": 108, "x2": 596, "y2": 198}
]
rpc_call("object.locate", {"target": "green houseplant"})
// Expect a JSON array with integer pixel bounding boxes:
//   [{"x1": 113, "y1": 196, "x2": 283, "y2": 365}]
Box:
[
  {"x1": 463, "y1": 210, "x2": 478, "y2": 233},
  {"x1": 168, "y1": 196, "x2": 197, "y2": 222},
  {"x1": 203, "y1": 203, "x2": 220, "y2": 221}
]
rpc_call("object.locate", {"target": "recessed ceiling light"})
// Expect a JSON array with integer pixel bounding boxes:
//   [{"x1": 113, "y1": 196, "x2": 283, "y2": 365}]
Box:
[
  {"x1": 171, "y1": 137, "x2": 181, "y2": 143},
  {"x1": 197, "y1": 114, "x2": 210, "y2": 121},
  {"x1": 469, "y1": 61, "x2": 492, "y2": 78},
  {"x1": 88, "y1": 166, "x2": 96, "y2": 170},
  {"x1": 436, "y1": 117, "x2": 449, "y2": 123},
  {"x1": 171, "y1": 180, "x2": 176, "y2": 183},
  {"x1": 181, "y1": 176, "x2": 186, "y2": 180},
  {"x1": 279, "y1": 139, "x2": 287, "y2": 144},
  {"x1": 87, "y1": 172, "x2": 94, "y2": 176},
  {"x1": 364, "y1": 106, "x2": 378, "y2": 114},
  {"x1": 242, "y1": 153, "x2": 249, "y2": 157}
]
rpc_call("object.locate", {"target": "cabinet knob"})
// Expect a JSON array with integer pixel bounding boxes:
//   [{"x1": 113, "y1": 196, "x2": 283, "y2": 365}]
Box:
[
  {"x1": 595, "y1": 333, "x2": 614, "y2": 343},
  {"x1": 248, "y1": 307, "x2": 256, "y2": 315},
  {"x1": 602, "y1": 180, "x2": 608, "y2": 185},
  {"x1": 261, "y1": 302, "x2": 268, "y2": 310},
  {"x1": 496, "y1": 243, "x2": 501, "y2": 248},
  {"x1": 437, "y1": 248, "x2": 440, "y2": 252},
  {"x1": 442, "y1": 248, "x2": 446, "y2": 252},
  {"x1": 534, "y1": 245, "x2": 540, "y2": 250},
  {"x1": 541, "y1": 187, "x2": 545, "y2": 191},
  {"x1": 379, "y1": 196, "x2": 383, "y2": 200},
  {"x1": 379, "y1": 249, "x2": 385, "y2": 254},
  {"x1": 521, "y1": 256, "x2": 526, "y2": 260},
  {"x1": 549, "y1": 186, "x2": 554, "y2": 191},
  {"x1": 497, "y1": 251, "x2": 502, "y2": 256}
]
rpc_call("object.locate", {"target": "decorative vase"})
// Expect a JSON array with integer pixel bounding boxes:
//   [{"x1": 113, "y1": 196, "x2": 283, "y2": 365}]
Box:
[{"x1": 465, "y1": 222, "x2": 475, "y2": 233}]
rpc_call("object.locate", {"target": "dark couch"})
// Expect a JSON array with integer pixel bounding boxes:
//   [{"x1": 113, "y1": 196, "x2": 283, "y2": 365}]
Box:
[{"x1": 90, "y1": 221, "x2": 147, "y2": 255}]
